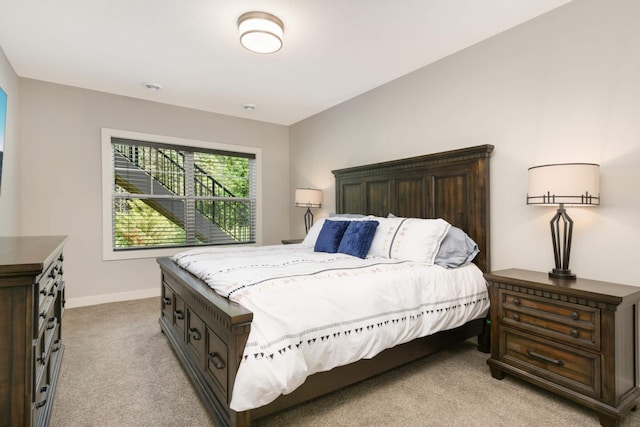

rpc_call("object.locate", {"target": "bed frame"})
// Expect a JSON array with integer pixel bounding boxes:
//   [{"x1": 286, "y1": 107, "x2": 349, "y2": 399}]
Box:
[{"x1": 158, "y1": 144, "x2": 494, "y2": 426}]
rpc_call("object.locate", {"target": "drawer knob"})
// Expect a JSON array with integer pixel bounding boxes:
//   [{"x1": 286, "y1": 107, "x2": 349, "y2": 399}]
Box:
[
  {"x1": 570, "y1": 329, "x2": 579, "y2": 338},
  {"x1": 47, "y1": 317, "x2": 56, "y2": 330},
  {"x1": 513, "y1": 298, "x2": 520, "y2": 306},
  {"x1": 189, "y1": 328, "x2": 201, "y2": 341},
  {"x1": 174, "y1": 310, "x2": 184, "y2": 320},
  {"x1": 527, "y1": 350, "x2": 565, "y2": 367},
  {"x1": 163, "y1": 297, "x2": 172, "y2": 306},
  {"x1": 37, "y1": 352, "x2": 46, "y2": 366},
  {"x1": 512, "y1": 313, "x2": 520, "y2": 321},
  {"x1": 570, "y1": 311, "x2": 579, "y2": 320},
  {"x1": 208, "y1": 352, "x2": 226, "y2": 370}
]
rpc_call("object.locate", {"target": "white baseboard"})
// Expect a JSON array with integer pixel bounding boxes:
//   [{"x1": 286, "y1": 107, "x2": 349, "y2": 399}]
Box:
[{"x1": 65, "y1": 287, "x2": 160, "y2": 308}]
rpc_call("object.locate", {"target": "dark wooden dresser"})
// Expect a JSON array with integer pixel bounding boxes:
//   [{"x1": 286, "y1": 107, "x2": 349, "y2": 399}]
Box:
[
  {"x1": 486, "y1": 269, "x2": 640, "y2": 427},
  {"x1": 0, "y1": 236, "x2": 67, "y2": 427}
]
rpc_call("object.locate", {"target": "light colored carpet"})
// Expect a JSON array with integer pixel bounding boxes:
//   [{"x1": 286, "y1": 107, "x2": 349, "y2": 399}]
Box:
[{"x1": 50, "y1": 297, "x2": 639, "y2": 426}]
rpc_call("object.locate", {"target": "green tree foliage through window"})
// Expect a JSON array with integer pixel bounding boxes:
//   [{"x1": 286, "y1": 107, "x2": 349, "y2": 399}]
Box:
[{"x1": 111, "y1": 138, "x2": 256, "y2": 250}]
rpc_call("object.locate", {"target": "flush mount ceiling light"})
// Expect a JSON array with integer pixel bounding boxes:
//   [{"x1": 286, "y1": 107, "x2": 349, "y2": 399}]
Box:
[{"x1": 238, "y1": 11, "x2": 284, "y2": 54}]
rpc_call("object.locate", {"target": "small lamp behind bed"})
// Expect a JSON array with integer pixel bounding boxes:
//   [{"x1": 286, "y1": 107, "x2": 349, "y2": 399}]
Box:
[
  {"x1": 527, "y1": 163, "x2": 600, "y2": 280},
  {"x1": 295, "y1": 188, "x2": 322, "y2": 233}
]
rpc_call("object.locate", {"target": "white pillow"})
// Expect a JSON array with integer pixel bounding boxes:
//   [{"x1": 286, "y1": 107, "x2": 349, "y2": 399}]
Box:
[
  {"x1": 367, "y1": 217, "x2": 404, "y2": 258},
  {"x1": 368, "y1": 217, "x2": 451, "y2": 264},
  {"x1": 300, "y1": 218, "x2": 326, "y2": 247}
]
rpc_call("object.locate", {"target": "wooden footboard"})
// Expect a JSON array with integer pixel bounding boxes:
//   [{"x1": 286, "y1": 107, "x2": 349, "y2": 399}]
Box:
[{"x1": 158, "y1": 257, "x2": 252, "y2": 427}]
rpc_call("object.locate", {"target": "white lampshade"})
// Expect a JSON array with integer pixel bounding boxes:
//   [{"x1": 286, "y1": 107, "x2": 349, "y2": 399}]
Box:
[
  {"x1": 238, "y1": 12, "x2": 284, "y2": 54},
  {"x1": 294, "y1": 188, "x2": 322, "y2": 208},
  {"x1": 527, "y1": 163, "x2": 600, "y2": 206}
]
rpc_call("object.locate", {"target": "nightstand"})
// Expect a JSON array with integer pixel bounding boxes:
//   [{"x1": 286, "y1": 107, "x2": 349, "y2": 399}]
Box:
[
  {"x1": 281, "y1": 239, "x2": 303, "y2": 244},
  {"x1": 485, "y1": 269, "x2": 640, "y2": 427}
]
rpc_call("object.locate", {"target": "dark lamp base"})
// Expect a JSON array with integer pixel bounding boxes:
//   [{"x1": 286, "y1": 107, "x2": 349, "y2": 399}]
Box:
[{"x1": 549, "y1": 268, "x2": 576, "y2": 280}]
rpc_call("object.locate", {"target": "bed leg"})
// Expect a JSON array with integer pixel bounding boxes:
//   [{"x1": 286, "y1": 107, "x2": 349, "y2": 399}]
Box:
[{"x1": 477, "y1": 318, "x2": 491, "y2": 353}]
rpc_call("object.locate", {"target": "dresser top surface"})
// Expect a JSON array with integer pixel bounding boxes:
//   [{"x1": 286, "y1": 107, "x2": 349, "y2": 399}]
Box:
[
  {"x1": 0, "y1": 235, "x2": 68, "y2": 275},
  {"x1": 485, "y1": 268, "x2": 640, "y2": 304}
]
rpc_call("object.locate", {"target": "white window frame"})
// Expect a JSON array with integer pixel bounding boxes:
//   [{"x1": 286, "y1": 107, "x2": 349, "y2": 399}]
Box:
[{"x1": 101, "y1": 128, "x2": 262, "y2": 261}]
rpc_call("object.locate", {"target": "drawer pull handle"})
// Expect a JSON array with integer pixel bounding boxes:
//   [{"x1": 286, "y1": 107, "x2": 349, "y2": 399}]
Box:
[
  {"x1": 46, "y1": 317, "x2": 56, "y2": 330},
  {"x1": 208, "y1": 352, "x2": 226, "y2": 370},
  {"x1": 52, "y1": 339, "x2": 61, "y2": 353},
  {"x1": 189, "y1": 328, "x2": 201, "y2": 341},
  {"x1": 35, "y1": 385, "x2": 49, "y2": 408},
  {"x1": 37, "y1": 352, "x2": 46, "y2": 366},
  {"x1": 163, "y1": 297, "x2": 172, "y2": 306},
  {"x1": 527, "y1": 350, "x2": 564, "y2": 367},
  {"x1": 513, "y1": 298, "x2": 520, "y2": 306},
  {"x1": 570, "y1": 329, "x2": 579, "y2": 338},
  {"x1": 59, "y1": 254, "x2": 64, "y2": 262},
  {"x1": 570, "y1": 311, "x2": 579, "y2": 320},
  {"x1": 174, "y1": 310, "x2": 184, "y2": 320},
  {"x1": 40, "y1": 310, "x2": 47, "y2": 319},
  {"x1": 512, "y1": 313, "x2": 520, "y2": 321}
]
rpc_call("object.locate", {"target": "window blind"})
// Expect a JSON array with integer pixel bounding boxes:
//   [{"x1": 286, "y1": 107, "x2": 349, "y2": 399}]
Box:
[{"x1": 111, "y1": 138, "x2": 256, "y2": 250}]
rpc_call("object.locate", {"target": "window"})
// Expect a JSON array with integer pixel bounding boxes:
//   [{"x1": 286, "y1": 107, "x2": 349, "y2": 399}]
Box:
[{"x1": 102, "y1": 129, "x2": 261, "y2": 260}]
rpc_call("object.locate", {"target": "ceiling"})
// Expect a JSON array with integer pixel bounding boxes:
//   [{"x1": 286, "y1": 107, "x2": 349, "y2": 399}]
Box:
[{"x1": 0, "y1": 0, "x2": 573, "y2": 126}]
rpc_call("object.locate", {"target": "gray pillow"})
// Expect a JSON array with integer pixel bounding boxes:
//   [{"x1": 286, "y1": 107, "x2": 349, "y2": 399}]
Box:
[{"x1": 435, "y1": 226, "x2": 479, "y2": 268}]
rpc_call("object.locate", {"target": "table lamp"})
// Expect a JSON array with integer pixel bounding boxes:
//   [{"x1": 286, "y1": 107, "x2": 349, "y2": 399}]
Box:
[
  {"x1": 295, "y1": 188, "x2": 322, "y2": 233},
  {"x1": 527, "y1": 163, "x2": 600, "y2": 279}
]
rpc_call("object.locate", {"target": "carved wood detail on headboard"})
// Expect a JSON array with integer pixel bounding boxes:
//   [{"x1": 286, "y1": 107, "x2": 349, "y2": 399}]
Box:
[{"x1": 332, "y1": 144, "x2": 494, "y2": 272}]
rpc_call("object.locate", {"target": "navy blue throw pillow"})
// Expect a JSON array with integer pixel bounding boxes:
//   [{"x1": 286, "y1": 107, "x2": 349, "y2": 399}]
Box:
[
  {"x1": 337, "y1": 220, "x2": 379, "y2": 258},
  {"x1": 314, "y1": 220, "x2": 350, "y2": 253}
]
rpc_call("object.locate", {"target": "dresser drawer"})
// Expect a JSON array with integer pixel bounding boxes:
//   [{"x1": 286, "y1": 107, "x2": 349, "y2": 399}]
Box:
[
  {"x1": 37, "y1": 293, "x2": 56, "y2": 333},
  {"x1": 500, "y1": 290, "x2": 600, "y2": 350},
  {"x1": 34, "y1": 328, "x2": 48, "y2": 388},
  {"x1": 32, "y1": 365, "x2": 50, "y2": 425},
  {"x1": 500, "y1": 327, "x2": 601, "y2": 398},
  {"x1": 50, "y1": 326, "x2": 63, "y2": 370},
  {"x1": 206, "y1": 327, "x2": 229, "y2": 400}
]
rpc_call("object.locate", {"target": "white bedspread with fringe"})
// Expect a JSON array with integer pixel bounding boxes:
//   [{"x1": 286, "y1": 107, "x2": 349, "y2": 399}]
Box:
[{"x1": 173, "y1": 245, "x2": 489, "y2": 411}]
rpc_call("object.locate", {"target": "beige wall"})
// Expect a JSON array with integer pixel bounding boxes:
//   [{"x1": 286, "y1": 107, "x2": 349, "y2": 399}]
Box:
[
  {"x1": 0, "y1": 46, "x2": 21, "y2": 235},
  {"x1": 19, "y1": 79, "x2": 289, "y2": 305},
  {"x1": 290, "y1": 0, "x2": 640, "y2": 286}
]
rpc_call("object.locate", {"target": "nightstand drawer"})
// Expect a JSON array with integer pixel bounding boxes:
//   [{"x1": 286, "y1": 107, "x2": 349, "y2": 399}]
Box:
[
  {"x1": 501, "y1": 327, "x2": 601, "y2": 399},
  {"x1": 500, "y1": 290, "x2": 600, "y2": 350}
]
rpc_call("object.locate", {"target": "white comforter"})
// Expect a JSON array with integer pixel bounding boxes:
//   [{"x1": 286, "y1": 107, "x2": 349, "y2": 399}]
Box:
[{"x1": 173, "y1": 245, "x2": 489, "y2": 411}]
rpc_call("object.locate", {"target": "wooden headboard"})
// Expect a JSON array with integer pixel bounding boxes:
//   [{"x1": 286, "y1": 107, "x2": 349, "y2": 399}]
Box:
[{"x1": 332, "y1": 144, "x2": 494, "y2": 273}]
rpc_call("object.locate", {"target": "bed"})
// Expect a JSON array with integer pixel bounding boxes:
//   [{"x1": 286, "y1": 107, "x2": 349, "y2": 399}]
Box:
[{"x1": 158, "y1": 144, "x2": 494, "y2": 426}]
